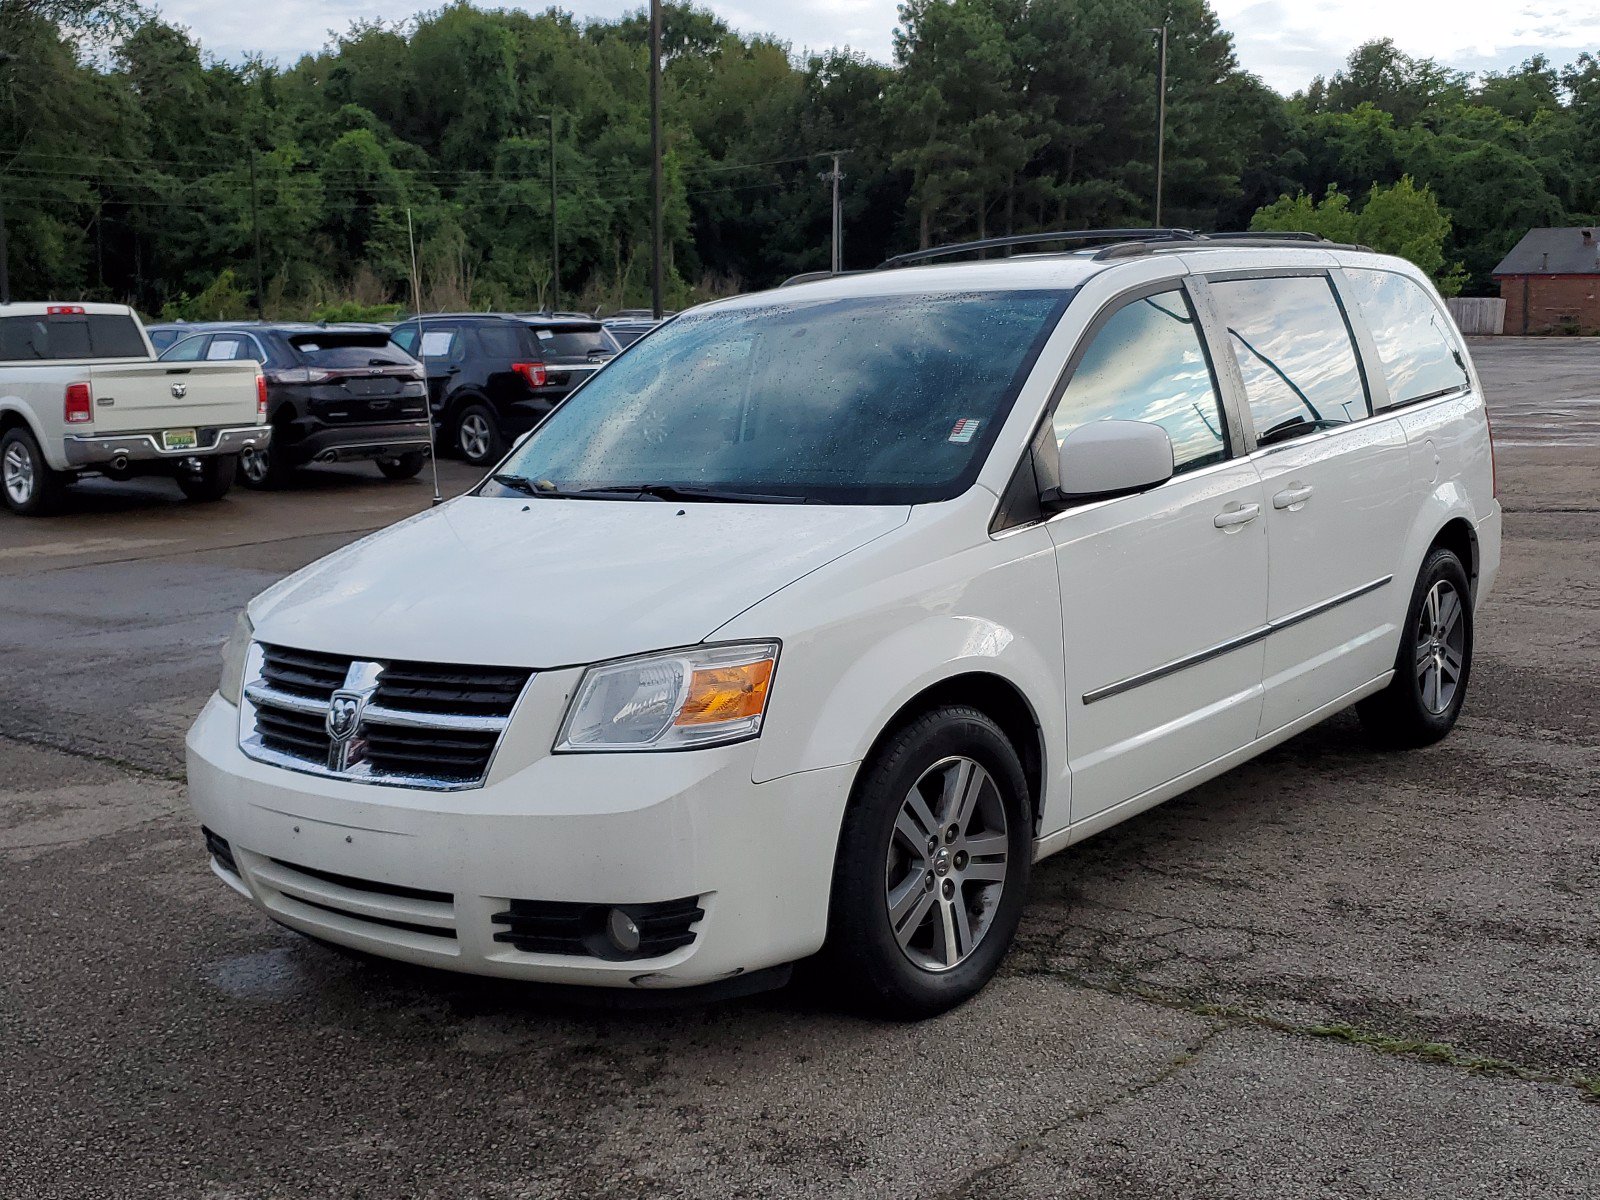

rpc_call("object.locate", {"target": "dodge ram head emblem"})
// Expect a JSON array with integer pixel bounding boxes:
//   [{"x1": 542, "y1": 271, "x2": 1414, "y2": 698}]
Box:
[
  {"x1": 170, "y1": 382, "x2": 187, "y2": 398},
  {"x1": 326, "y1": 688, "x2": 374, "y2": 771}
]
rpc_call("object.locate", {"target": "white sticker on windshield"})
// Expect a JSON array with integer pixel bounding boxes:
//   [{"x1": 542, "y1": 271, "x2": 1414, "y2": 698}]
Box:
[{"x1": 948, "y1": 418, "x2": 981, "y2": 444}]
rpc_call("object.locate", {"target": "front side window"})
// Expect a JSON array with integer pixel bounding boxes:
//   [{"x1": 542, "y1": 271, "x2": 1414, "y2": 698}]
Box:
[
  {"x1": 1052, "y1": 288, "x2": 1228, "y2": 474},
  {"x1": 1343, "y1": 269, "x2": 1469, "y2": 408},
  {"x1": 160, "y1": 335, "x2": 209, "y2": 362},
  {"x1": 492, "y1": 290, "x2": 1070, "y2": 504},
  {"x1": 1209, "y1": 275, "x2": 1369, "y2": 446}
]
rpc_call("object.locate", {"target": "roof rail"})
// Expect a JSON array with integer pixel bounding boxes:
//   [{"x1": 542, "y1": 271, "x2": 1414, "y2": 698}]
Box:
[
  {"x1": 878, "y1": 228, "x2": 1199, "y2": 270},
  {"x1": 780, "y1": 269, "x2": 869, "y2": 287},
  {"x1": 1090, "y1": 231, "x2": 1373, "y2": 260}
]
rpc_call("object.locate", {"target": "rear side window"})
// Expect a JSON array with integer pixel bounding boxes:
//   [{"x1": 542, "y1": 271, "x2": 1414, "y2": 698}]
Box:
[
  {"x1": 476, "y1": 324, "x2": 529, "y2": 360},
  {"x1": 206, "y1": 335, "x2": 263, "y2": 363},
  {"x1": 1209, "y1": 275, "x2": 1370, "y2": 445},
  {"x1": 1343, "y1": 269, "x2": 1469, "y2": 408},
  {"x1": 0, "y1": 313, "x2": 147, "y2": 361},
  {"x1": 1053, "y1": 288, "x2": 1228, "y2": 474}
]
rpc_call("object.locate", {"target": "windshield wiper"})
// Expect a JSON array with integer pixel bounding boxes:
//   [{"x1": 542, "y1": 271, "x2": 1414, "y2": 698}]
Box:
[{"x1": 573, "y1": 483, "x2": 808, "y2": 504}]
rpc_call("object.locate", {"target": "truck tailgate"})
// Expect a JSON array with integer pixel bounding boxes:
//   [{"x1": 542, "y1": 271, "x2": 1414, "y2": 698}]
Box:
[{"x1": 86, "y1": 361, "x2": 260, "y2": 432}]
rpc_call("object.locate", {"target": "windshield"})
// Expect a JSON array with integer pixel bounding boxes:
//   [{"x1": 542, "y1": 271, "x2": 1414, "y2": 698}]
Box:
[{"x1": 489, "y1": 290, "x2": 1069, "y2": 504}]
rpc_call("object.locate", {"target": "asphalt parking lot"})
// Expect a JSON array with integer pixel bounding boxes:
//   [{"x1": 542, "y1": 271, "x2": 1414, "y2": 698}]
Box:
[{"x1": 2, "y1": 338, "x2": 1597, "y2": 1199}]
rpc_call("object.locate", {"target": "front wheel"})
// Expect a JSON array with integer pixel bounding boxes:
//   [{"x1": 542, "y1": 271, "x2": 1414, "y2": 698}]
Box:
[
  {"x1": 454, "y1": 404, "x2": 503, "y2": 467},
  {"x1": 1358, "y1": 547, "x2": 1474, "y2": 748},
  {"x1": 377, "y1": 452, "x2": 427, "y2": 480},
  {"x1": 175, "y1": 455, "x2": 237, "y2": 503},
  {"x1": 826, "y1": 706, "x2": 1032, "y2": 1019}
]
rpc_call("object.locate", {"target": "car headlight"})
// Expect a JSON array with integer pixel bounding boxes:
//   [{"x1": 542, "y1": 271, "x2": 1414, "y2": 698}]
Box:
[
  {"x1": 218, "y1": 611, "x2": 254, "y2": 706},
  {"x1": 555, "y1": 641, "x2": 779, "y2": 752}
]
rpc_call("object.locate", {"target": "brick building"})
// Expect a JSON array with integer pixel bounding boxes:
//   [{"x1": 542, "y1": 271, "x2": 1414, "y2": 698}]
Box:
[{"x1": 1493, "y1": 227, "x2": 1600, "y2": 334}]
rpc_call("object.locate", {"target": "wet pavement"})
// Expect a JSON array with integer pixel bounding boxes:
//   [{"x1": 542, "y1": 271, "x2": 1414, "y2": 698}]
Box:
[{"x1": 2, "y1": 342, "x2": 1597, "y2": 1199}]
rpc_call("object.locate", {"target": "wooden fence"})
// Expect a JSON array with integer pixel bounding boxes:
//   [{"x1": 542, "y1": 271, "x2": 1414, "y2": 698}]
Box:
[{"x1": 1446, "y1": 297, "x2": 1506, "y2": 335}]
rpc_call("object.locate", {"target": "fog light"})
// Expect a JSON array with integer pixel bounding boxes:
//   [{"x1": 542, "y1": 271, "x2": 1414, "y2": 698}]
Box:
[{"x1": 606, "y1": 908, "x2": 641, "y2": 955}]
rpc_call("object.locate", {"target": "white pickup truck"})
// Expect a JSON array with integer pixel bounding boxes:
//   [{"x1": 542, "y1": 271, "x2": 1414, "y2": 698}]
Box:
[{"x1": 0, "y1": 302, "x2": 269, "y2": 515}]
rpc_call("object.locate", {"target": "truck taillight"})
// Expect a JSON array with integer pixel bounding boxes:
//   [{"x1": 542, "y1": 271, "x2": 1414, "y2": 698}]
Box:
[
  {"x1": 512, "y1": 362, "x2": 547, "y2": 388},
  {"x1": 64, "y1": 382, "x2": 93, "y2": 423},
  {"x1": 256, "y1": 372, "x2": 269, "y2": 417},
  {"x1": 47, "y1": 304, "x2": 86, "y2": 316}
]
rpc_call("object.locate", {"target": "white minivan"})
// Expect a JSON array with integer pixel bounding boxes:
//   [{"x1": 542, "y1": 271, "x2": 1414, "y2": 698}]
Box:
[{"x1": 188, "y1": 233, "x2": 1500, "y2": 1017}]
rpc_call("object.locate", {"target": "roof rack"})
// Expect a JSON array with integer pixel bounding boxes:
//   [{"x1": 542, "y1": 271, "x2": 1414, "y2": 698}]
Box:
[
  {"x1": 879, "y1": 228, "x2": 1199, "y2": 270},
  {"x1": 780, "y1": 269, "x2": 870, "y2": 288}
]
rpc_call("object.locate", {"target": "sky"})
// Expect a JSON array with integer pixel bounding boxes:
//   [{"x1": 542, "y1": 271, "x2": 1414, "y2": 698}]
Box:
[{"x1": 158, "y1": 0, "x2": 1600, "y2": 94}]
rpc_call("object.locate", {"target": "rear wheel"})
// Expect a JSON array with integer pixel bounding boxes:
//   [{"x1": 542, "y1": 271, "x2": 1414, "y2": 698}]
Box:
[
  {"x1": 238, "y1": 444, "x2": 293, "y2": 489},
  {"x1": 1, "y1": 426, "x2": 68, "y2": 516},
  {"x1": 175, "y1": 455, "x2": 237, "y2": 503},
  {"x1": 377, "y1": 452, "x2": 427, "y2": 480},
  {"x1": 454, "y1": 404, "x2": 502, "y2": 467},
  {"x1": 826, "y1": 705, "x2": 1032, "y2": 1019},
  {"x1": 1358, "y1": 547, "x2": 1474, "y2": 748}
]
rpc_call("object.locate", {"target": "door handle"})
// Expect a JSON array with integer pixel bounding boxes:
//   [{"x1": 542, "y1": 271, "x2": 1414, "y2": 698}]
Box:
[
  {"x1": 1214, "y1": 502, "x2": 1260, "y2": 530},
  {"x1": 1273, "y1": 484, "x2": 1315, "y2": 510}
]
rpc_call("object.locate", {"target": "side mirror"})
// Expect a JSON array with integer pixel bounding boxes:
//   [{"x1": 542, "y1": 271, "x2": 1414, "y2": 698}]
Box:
[{"x1": 1054, "y1": 420, "x2": 1175, "y2": 503}]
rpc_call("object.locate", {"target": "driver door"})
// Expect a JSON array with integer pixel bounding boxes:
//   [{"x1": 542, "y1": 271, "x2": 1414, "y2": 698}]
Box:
[{"x1": 1045, "y1": 282, "x2": 1269, "y2": 825}]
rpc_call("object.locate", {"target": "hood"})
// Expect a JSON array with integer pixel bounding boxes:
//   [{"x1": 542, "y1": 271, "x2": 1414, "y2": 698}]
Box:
[{"x1": 249, "y1": 496, "x2": 909, "y2": 667}]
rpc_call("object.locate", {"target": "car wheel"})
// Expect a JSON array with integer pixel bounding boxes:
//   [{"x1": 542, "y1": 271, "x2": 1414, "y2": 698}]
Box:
[
  {"x1": 377, "y1": 452, "x2": 427, "y2": 480},
  {"x1": 175, "y1": 455, "x2": 238, "y2": 503},
  {"x1": 1358, "y1": 547, "x2": 1474, "y2": 748},
  {"x1": 1, "y1": 426, "x2": 68, "y2": 516},
  {"x1": 455, "y1": 405, "x2": 502, "y2": 467},
  {"x1": 237, "y1": 444, "x2": 291, "y2": 489},
  {"x1": 826, "y1": 705, "x2": 1032, "y2": 1019}
]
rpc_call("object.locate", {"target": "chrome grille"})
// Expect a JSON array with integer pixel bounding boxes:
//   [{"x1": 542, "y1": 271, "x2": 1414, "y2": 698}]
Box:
[{"x1": 239, "y1": 643, "x2": 532, "y2": 791}]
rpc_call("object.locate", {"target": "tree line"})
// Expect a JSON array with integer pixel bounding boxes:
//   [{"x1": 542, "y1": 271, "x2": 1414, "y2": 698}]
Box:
[{"x1": 2, "y1": 0, "x2": 1596, "y2": 319}]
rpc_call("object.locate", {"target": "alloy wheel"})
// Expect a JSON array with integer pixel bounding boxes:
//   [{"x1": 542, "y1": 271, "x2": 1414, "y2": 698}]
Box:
[
  {"x1": 240, "y1": 446, "x2": 270, "y2": 483},
  {"x1": 1416, "y1": 579, "x2": 1466, "y2": 715},
  {"x1": 459, "y1": 413, "x2": 492, "y2": 461},
  {"x1": 884, "y1": 755, "x2": 1010, "y2": 972},
  {"x1": 3, "y1": 441, "x2": 35, "y2": 505}
]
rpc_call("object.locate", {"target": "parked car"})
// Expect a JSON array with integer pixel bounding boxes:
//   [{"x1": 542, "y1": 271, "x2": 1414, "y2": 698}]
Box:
[
  {"x1": 160, "y1": 323, "x2": 431, "y2": 487},
  {"x1": 389, "y1": 314, "x2": 620, "y2": 466},
  {"x1": 1, "y1": 302, "x2": 266, "y2": 515},
  {"x1": 145, "y1": 320, "x2": 257, "y2": 354},
  {"x1": 602, "y1": 309, "x2": 673, "y2": 347},
  {"x1": 188, "y1": 232, "x2": 1500, "y2": 1017}
]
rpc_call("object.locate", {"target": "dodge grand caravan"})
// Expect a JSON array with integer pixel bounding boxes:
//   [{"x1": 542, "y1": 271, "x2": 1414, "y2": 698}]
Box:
[{"x1": 187, "y1": 231, "x2": 1500, "y2": 1017}]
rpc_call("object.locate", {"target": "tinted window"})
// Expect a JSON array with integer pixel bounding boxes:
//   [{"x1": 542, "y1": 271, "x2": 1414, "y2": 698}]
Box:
[
  {"x1": 476, "y1": 324, "x2": 530, "y2": 360},
  {"x1": 206, "y1": 335, "x2": 261, "y2": 362},
  {"x1": 303, "y1": 344, "x2": 414, "y2": 368},
  {"x1": 495, "y1": 291, "x2": 1069, "y2": 504},
  {"x1": 390, "y1": 325, "x2": 419, "y2": 354},
  {"x1": 1344, "y1": 269, "x2": 1469, "y2": 407},
  {"x1": 529, "y1": 326, "x2": 615, "y2": 359},
  {"x1": 0, "y1": 313, "x2": 147, "y2": 361},
  {"x1": 160, "y1": 335, "x2": 209, "y2": 362},
  {"x1": 1209, "y1": 275, "x2": 1369, "y2": 445},
  {"x1": 1053, "y1": 289, "x2": 1227, "y2": 474}
]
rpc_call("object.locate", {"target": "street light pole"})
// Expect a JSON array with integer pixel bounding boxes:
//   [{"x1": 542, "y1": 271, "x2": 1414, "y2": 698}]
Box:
[
  {"x1": 541, "y1": 112, "x2": 559, "y2": 312},
  {"x1": 649, "y1": 0, "x2": 664, "y2": 320},
  {"x1": 1151, "y1": 20, "x2": 1169, "y2": 226},
  {"x1": 819, "y1": 151, "x2": 846, "y2": 273}
]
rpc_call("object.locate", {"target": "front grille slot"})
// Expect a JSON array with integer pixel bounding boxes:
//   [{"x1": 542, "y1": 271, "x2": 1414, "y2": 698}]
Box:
[
  {"x1": 267, "y1": 858, "x2": 451, "y2": 904},
  {"x1": 492, "y1": 896, "x2": 705, "y2": 960},
  {"x1": 241, "y1": 645, "x2": 532, "y2": 791},
  {"x1": 250, "y1": 855, "x2": 459, "y2": 946}
]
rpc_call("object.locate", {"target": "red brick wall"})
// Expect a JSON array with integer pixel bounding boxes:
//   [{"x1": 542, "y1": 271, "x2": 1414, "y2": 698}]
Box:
[{"x1": 1496, "y1": 274, "x2": 1600, "y2": 334}]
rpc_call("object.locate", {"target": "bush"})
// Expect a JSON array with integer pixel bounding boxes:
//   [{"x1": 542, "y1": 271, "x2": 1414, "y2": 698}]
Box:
[{"x1": 160, "y1": 269, "x2": 253, "y2": 322}]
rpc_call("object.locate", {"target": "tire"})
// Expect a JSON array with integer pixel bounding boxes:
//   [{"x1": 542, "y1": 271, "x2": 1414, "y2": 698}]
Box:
[
  {"x1": 237, "y1": 444, "x2": 293, "y2": 490},
  {"x1": 1358, "y1": 547, "x2": 1474, "y2": 748},
  {"x1": 377, "y1": 452, "x2": 427, "y2": 480},
  {"x1": 175, "y1": 454, "x2": 237, "y2": 503},
  {"x1": 454, "y1": 404, "x2": 503, "y2": 467},
  {"x1": 1, "y1": 425, "x2": 68, "y2": 516},
  {"x1": 825, "y1": 705, "x2": 1033, "y2": 1019}
]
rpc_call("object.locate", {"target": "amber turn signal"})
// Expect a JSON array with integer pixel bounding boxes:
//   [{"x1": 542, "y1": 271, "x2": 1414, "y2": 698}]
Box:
[{"x1": 676, "y1": 659, "x2": 776, "y2": 726}]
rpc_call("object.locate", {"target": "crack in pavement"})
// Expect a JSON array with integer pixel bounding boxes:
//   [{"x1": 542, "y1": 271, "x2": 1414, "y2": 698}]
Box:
[{"x1": 0, "y1": 729, "x2": 184, "y2": 784}]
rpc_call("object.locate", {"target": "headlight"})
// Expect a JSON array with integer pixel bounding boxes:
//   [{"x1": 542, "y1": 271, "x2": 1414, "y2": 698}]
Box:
[
  {"x1": 555, "y1": 641, "x2": 779, "y2": 752},
  {"x1": 218, "y1": 611, "x2": 254, "y2": 706}
]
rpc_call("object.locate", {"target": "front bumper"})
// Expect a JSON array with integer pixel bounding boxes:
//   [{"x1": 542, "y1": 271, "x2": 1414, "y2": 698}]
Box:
[
  {"x1": 63, "y1": 425, "x2": 269, "y2": 469},
  {"x1": 185, "y1": 693, "x2": 855, "y2": 988}
]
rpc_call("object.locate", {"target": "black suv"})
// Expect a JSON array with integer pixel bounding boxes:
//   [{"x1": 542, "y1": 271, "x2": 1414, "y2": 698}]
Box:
[
  {"x1": 160, "y1": 324, "x2": 432, "y2": 487},
  {"x1": 389, "y1": 314, "x2": 620, "y2": 466}
]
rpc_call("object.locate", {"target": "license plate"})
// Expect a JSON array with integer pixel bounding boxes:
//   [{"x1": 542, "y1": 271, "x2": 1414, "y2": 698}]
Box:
[{"x1": 162, "y1": 428, "x2": 198, "y2": 451}]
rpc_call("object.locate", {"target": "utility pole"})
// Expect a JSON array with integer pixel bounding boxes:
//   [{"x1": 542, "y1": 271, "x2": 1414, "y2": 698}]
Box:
[
  {"x1": 819, "y1": 152, "x2": 846, "y2": 273},
  {"x1": 542, "y1": 112, "x2": 559, "y2": 312},
  {"x1": 1151, "y1": 20, "x2": 1169, "y2": 226},
  {"x1": 649, "y1": 0, "x2": 664, "y2": 320},
  {"x1": 248, "y1": 150, "x2": 265, "y2": 318}
]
